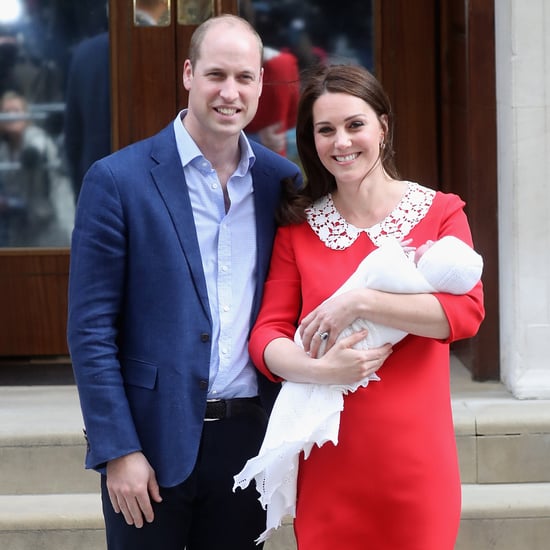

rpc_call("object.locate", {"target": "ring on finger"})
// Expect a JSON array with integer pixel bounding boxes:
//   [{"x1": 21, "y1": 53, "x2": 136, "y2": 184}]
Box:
[{"x1": 317, "y1": 331, "x2": 329, "y2": 341}]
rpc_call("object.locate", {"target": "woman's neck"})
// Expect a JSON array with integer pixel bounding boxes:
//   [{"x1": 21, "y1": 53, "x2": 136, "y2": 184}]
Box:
[{"x1": 332, "y1": 176, "x2": 407, "y2": 229}]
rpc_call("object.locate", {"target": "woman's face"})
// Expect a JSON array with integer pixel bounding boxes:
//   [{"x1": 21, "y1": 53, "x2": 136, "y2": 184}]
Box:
[{"x1": 312, "y1": 91, "x2": 386, "y2": 186}]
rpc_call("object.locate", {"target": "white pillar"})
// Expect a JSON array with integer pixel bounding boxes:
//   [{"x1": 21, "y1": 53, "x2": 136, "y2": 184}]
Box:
[{"x1": 495, "y1": 0, "x2": 550, "y2": 398}]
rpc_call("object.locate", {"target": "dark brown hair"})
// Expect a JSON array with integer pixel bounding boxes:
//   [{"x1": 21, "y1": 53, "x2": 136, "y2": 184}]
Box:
[{"x1": 278, "y1": 64, "x2": 399, "y2": 225}]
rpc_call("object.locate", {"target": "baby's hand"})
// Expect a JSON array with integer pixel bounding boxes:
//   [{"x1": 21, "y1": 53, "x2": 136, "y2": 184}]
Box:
[
  {"x1": 414, "y1": 240, "x2": 435, "y2": 264},
  {"x1": 399, "y1": 238, "x2": 415, "y2": 254}
]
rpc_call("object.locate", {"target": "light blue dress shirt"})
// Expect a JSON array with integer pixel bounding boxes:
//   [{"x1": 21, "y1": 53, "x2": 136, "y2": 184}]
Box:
[{"x1": 173, "y1": 111, "x2": 259, "y2": 399}]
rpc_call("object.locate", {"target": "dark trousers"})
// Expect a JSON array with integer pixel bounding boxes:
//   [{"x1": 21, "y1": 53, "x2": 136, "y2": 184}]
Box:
[{"x1": 101, "y1": 408, "x2": 268, "y2": 549}]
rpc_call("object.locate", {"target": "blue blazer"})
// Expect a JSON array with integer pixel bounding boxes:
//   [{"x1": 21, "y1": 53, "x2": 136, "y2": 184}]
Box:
[{"x1": 67, "y1": 123, "x2": 301, "y2": 487}]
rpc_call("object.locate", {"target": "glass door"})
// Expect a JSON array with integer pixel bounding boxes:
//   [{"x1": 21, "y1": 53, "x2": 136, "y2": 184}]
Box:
[{"x1": 0, "y1": 0, "x2": 109, "y2": 358}]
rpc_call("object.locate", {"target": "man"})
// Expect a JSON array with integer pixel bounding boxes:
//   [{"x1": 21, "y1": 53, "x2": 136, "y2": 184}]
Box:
[{"x1": 67, "y1": 14, "x2": 301, "y2": 550}]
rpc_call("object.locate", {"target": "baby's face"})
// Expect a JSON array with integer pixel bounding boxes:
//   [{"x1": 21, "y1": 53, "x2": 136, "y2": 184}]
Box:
[{"x1": 414, "y1": 240, "x2": 435, "y2": 264}]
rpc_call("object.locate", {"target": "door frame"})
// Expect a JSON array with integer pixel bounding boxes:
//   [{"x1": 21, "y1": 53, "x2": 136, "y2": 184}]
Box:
[{"x1": 0, "y1": 0, "x2": 499, "y2": 381}]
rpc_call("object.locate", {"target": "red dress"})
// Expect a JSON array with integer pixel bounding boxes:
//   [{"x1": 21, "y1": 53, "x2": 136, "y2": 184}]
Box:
[{"x1": 249, "y1": 183, "x2": 485, "y2": 550}]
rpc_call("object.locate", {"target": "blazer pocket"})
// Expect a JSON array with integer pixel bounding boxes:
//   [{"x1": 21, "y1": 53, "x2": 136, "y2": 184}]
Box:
[{"x1": 121, "y1": 358, "x2": 158, "y2": 390}]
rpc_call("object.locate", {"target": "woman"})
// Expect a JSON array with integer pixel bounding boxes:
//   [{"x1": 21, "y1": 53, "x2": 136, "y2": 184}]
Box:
[{"x1": 247, "y1": 64, "x2": 485, "y2": 549}]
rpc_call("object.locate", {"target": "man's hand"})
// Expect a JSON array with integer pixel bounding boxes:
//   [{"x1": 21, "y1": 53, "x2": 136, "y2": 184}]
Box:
[{"x1": 106, "y1": 451, "x2": 162, "y2": 527}]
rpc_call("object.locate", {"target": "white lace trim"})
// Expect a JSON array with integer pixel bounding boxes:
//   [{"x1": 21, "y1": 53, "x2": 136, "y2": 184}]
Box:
[{"x1": 305, "y1": 181, "x2": 435, "y2": 250}]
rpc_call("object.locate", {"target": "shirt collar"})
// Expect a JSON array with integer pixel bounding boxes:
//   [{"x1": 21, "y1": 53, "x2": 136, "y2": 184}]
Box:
[{"x1": 173, "y1": 109, "x2": 256, "y2": 174}]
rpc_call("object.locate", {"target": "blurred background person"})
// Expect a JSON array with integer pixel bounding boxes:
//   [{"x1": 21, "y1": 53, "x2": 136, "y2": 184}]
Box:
[
  {"x1": 0, "y1": 23, "x2": 63, "y2": 106},
  {"x1": 0, "y1": 90, "x2": 73, "y2": 247},
  {"x1": 0, "y1": 25, "x2": 21, "y2": 97},
  {"x1": 242, "y1": 2, "x2": 300, "y2": 159},
  {"x1": 63, "y1": 30, "x2": 111, "y2": 201},
  {"x1": 134, "y1": 0, "x2": 170, "y2": 26}
]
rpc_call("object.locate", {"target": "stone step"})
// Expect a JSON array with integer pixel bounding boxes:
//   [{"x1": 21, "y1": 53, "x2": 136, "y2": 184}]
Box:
[
  {"x1": 0, "y1": 385, "x2": 97, "y2": 494},
  {"x1": 2, "y1": 377, "x2": 550, "y2": 494},
  {"x1": 458, "y1": 483, "x2": 550, "y2": 549},
  {"x1": 0, "y1": 438, "x2": 98, "y2": 494},
  {"x1": 1, "y1": 484, "x2": 549, "y2": 550},
  {"x1": 453, "y1": 393, "x2": 550, "y2": 484},
  {"x1": 0, "y1": 493, "x2": 104, "y2": 550},
  {"x1": 1, "y1": 358, "x2": 549, "y2": 550}
]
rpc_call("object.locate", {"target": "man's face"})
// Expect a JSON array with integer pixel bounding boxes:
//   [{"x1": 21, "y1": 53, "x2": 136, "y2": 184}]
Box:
[{"x1": 182, "y1": 21, "x2": 263, "y2": 142}]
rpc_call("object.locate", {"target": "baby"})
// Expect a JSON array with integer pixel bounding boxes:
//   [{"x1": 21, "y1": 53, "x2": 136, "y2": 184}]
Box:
[{"x1": 295, "y1": 235, "x2": 483, "y2": 360}]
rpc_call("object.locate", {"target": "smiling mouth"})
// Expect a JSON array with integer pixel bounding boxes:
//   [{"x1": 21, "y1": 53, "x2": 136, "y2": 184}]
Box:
[
  {"x1": 215, "y1": 107, "x2": 239, "y2": 116},
  {"x1": 334, "y1": 153, "x2": 359, "y2": 162}
]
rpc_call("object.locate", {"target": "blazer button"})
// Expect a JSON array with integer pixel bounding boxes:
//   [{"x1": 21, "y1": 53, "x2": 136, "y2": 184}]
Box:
[
  {"x1": 200, "y1": 333, "x2": 210, "y2": 343},
  {"x1": 199, "y1": 380, "x2": 208, "y2": 389}
]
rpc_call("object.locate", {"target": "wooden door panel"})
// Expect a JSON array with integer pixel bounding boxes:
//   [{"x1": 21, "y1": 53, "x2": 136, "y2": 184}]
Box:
[
  {"x1": 110, "y1": 0, "x2": 179, "y2": 150},
  {"x1": 376, "y1": 0, "x2": 499, "y2": 379},
  {"x1": 0, "y1": 250, "x2": 69, "y2": 356},
  {"x1": 376, "y1": 0, "x2": 439, "y2": 188},
  {"x1": 439, "y1": 0, "x2": 499, "y2": 380}
]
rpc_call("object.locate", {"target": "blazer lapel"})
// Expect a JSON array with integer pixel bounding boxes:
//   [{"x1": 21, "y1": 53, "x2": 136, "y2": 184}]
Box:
[
  {"x1": 250, "y1": 157, "x2": 279, "y2": 324},
  {"x1": 149, "y1": 126, "x2": 211, "y2": 321}
]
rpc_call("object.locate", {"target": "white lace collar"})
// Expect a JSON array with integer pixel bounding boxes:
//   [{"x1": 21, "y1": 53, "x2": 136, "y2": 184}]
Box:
[{"x1": 305, "y1": 181, "x2": 435, "y2": 250}]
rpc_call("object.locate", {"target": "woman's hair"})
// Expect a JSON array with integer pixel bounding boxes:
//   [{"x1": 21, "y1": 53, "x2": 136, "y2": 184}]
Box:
[{"x1": 278, "y1": 64, "x2": 399, "y2": 225}]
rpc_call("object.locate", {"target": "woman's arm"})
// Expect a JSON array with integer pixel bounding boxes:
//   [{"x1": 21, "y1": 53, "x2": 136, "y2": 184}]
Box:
[
  {"x1": 299, "y1": 288, "x2": 449, "y2": 357},
  {"x1": 263, "y1": 331, "x2": 392, "y2": 385}
]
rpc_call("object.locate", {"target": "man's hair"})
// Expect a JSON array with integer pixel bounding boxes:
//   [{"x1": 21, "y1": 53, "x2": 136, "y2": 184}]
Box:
[{"x1": 187, "y1": 14, "x2": 263, "y2": 67}]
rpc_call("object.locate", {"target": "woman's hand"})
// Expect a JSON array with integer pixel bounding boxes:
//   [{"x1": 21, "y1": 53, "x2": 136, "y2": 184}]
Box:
[
  {"x1": 299, "y1": 289, "x2": 366, "y2": 358},
  {"x1": 264, "y1": 330, "x2": 392, "y2": 386},
  {"x1": 299, "y1": 285, "x2": 450, "y2": 355},
  {"x1": 314, "y1": 330, "x2": 393, "y2": 385}
]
